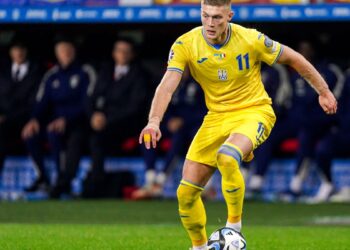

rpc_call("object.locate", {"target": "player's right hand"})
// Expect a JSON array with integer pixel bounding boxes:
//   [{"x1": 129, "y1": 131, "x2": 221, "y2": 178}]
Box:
[{"x1": 139, "y1": 123, "x2": 162, "y2": 150}]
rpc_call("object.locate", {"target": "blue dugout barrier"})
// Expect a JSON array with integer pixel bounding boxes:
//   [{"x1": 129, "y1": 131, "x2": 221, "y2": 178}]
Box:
[{"x1": 1, "y1": 156, "x2": 349, "y2": 201}]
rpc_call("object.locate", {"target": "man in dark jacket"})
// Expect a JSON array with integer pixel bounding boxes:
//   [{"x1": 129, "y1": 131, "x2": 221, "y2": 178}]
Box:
[
  {"x1": 86, "y1": 38, "x2": 149, "y2": 194},
  {"x1": 22, "y1": 40, "x2": 96, "y2": 197},
  {"x1": 0, "y1": 42, "x2": 41, "y2": 177}
]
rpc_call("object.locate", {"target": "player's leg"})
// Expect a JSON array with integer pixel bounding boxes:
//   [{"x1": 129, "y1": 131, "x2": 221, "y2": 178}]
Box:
[
  {"x1": 177, "y1": 159, "x2": 215, "y2": 249},
  {"x1": 217, "y1": 133, "x2": 252, "y2": 232},
  {"x1": 219, "y1": 105, "x2": 276, "y2": 232}
]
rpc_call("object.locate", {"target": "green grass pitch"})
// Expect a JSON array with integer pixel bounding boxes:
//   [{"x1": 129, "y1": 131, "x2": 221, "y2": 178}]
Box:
[{"x1": 0, "y1": 200, "x2": 349, "y2": 249}]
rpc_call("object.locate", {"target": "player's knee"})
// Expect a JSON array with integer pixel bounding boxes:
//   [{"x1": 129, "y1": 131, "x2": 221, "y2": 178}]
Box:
[
  {"x1": 177, "y1": 182, "x2": 202, "y2": 209},
  {"x1": 216, "y1": 144, "x2": 242, "y2": 171},
  {"x1": 216, "y1": 145, "x2": 245, "y2": 187},
  {"x1": 217, "y1": 153, "x2": 238, "y2": 171}
]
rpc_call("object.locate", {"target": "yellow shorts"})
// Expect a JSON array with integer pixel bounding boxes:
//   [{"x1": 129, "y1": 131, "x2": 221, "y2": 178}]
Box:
[{"x1": 186, "y1": 104, "x2": 276, "y2": 167}]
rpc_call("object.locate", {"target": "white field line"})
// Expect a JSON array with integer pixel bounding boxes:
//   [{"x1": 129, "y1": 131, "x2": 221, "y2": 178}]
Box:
[{"x1": 312, "y1": 216, "x2": 350, "y2": 225}]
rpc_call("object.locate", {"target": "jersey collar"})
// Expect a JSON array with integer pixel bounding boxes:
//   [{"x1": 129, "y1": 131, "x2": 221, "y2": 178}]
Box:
[{"x1": 202, "y1": 23, "x2": 232, "y2": 50}]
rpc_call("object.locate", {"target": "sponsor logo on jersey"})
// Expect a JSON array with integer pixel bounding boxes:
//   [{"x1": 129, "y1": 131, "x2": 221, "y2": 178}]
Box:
[{"x1": 197, "y1": 57, "x2": 208, "y2": 63}]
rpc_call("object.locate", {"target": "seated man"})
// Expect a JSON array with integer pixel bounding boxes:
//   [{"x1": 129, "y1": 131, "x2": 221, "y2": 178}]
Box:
[
  {"x1": 133, "y1": 68, "x2": 207, "y2": 199},
  {"x1": 85, "y1": 38, "x2": 150, "y2": 196},
  {"x1": 0, "y1": 42, "x2": 42, "y2": 179},
  {"x1": 22, "y1": 39, "x2": 96, "y2": 198}
]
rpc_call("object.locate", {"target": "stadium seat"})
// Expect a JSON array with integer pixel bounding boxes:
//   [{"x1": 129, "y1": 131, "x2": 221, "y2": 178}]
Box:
[{"x1": 280, "y1": 138, "x2": 299, "y2": 154}]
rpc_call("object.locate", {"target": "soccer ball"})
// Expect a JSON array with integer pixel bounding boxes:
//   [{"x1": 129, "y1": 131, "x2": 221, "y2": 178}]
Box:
[{"x1": 207, "y1": 227, "x2": 247, "y2": 250}]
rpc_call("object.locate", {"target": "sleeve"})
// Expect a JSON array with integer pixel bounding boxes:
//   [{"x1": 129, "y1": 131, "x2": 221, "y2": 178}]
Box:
[
  {"x1": 32, "y1": 72, "x2": 52, "y2": 122},
  {"x1": 253, "y1": 29, "x2": 284, "y2": 66},
  {"x1": 87, "y1": 65, "x2": 109, "y2": 117},
  {"x1": 86, "y1": 79, "x2": 105, "y2": 117},
  {"x1": 167, "y1": 38, "x2": 189, "y2": 73}
]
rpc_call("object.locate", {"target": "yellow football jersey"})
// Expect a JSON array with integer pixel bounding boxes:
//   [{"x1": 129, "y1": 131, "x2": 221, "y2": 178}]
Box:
[{"x1": 167, "y1": 23, "x2": 284, "y2": 113}]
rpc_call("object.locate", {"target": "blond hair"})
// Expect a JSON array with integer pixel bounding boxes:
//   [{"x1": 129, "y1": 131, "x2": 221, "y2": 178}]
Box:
[{"x1": 202, "y1": 0, "x2": 231, "y2": 6}]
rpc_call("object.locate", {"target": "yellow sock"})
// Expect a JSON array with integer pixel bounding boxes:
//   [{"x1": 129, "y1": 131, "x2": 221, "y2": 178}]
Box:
[
  {"x1": 217, "y1": 143, "x2": 245, "y2": 226},
  {"x1": 177, "y1": 180, "x2": 207, "y2": 247}
]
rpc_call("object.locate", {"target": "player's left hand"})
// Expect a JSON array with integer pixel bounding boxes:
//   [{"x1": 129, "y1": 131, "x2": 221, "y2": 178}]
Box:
[{"x1": 319, "y1": 89, "x2": 337, "y2": 115}]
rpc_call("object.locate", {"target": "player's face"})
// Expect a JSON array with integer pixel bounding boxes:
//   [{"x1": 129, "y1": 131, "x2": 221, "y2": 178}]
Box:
[
  {"x1": 55, "y1": 42, "x2": 76, "y2": 68},
  {"x1": 201, "y1": 3, "x2": 233, "y2": 43}
]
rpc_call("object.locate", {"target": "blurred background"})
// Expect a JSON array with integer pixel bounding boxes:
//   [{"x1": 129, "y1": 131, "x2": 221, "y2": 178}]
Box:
[{"x1": 0, "y1": 0, "x2": 350, "y2": 204}]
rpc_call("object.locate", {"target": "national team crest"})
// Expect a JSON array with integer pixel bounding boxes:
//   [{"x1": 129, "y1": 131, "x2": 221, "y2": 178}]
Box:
[{"x1": 218, "y1": 69, "x2": 228, "y2": 81}]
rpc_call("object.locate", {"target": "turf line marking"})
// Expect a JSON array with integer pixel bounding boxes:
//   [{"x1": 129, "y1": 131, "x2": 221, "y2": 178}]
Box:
[{"x1": 312, "y1": 216, "x2": 350, "y2": 225}]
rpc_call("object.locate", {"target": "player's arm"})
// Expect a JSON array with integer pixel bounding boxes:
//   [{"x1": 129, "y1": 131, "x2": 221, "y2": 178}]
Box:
[
  {"x1": 139, "y1": 70, "x2": 182, "y2": 149},
  {"x1": 277, "y1": 46, "x2": 337, "y2": 115}
]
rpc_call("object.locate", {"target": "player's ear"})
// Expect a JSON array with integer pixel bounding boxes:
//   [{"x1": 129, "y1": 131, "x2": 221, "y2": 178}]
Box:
[{"x1": 228, "y1": 10, "x2": 234, "y2": 22}]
